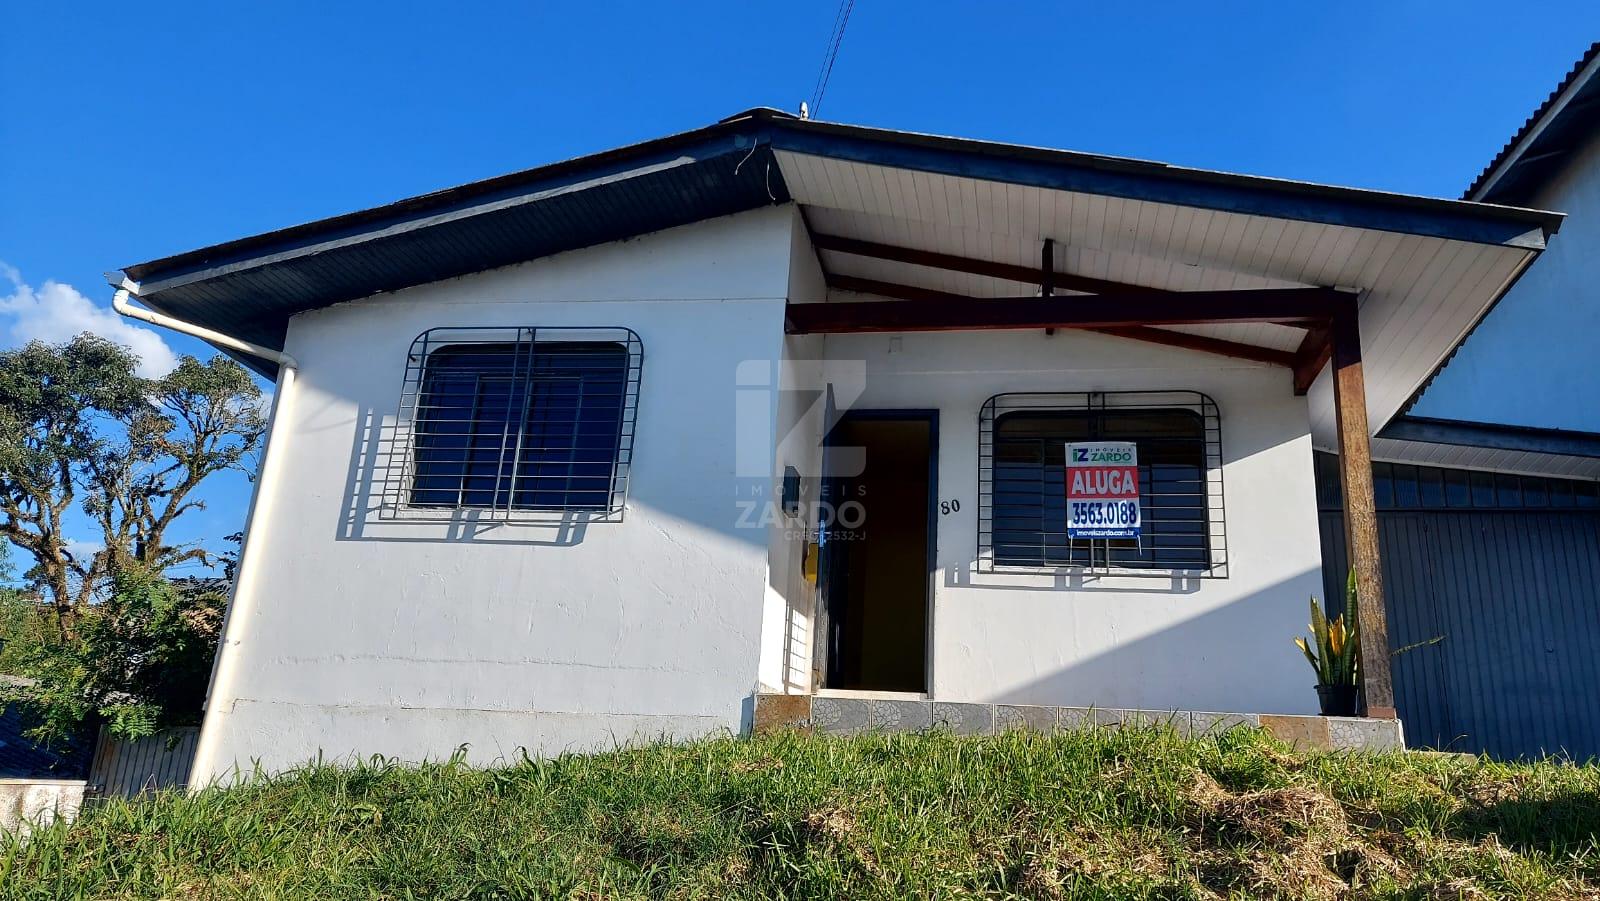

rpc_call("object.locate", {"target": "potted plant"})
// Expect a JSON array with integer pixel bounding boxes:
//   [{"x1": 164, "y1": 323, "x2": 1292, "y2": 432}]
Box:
[{"x1": 1294, "y1": 570, "x2": 1360, "y2": 717}]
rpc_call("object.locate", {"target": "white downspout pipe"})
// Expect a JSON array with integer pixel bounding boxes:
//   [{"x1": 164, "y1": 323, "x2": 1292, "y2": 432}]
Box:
[
  {"x1": 112, "y1": 277, "x2": 299, "y2": 370},
  {"x1": 112, "y1": 276, "x2": 298, "y2": 786}
]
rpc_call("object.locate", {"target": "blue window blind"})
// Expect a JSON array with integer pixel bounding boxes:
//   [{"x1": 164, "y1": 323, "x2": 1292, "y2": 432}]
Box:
[
  {"x1": 991, "y1": 410, "x2": 1209, "y2": 568},
  {"x1": 410, "y1": 340, "x2": 631, "y2": 512}
]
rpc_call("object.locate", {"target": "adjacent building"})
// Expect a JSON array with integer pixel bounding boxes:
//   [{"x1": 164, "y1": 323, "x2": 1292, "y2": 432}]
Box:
[{"x1": 1319, "y1": 43, "x2": 1600, "y2": 759}]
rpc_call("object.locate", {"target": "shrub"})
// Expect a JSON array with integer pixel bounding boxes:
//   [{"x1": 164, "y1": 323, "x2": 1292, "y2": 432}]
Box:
[{"x1": 0, "y1": 566, "x2": 224, "y2": 746}]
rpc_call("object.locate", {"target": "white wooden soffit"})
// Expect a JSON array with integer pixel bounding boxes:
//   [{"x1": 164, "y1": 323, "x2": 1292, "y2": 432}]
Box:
[{"x1": 774, "y1": 150, "x2": 1541, "y2": 440}]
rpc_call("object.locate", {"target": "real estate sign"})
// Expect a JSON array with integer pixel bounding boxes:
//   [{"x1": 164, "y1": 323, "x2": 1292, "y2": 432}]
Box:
[{"x1": 1065, "y1": 442, "x2": 1141, "y2": 540}]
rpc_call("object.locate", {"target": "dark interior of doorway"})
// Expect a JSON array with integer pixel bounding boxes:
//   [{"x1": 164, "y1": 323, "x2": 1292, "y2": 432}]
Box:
[{"x1": 823, "y1": 413, "x2": 934, "y2": 693}]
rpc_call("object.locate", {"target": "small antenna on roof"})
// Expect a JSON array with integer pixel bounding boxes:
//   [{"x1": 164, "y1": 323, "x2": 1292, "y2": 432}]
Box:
[{"x1": 798, "y1": 101, "x2": 810, "y2": 120}]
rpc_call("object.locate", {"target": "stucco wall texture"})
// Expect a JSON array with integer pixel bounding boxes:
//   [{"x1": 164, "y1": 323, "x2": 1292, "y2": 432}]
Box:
[
  {"x1": 192, "y1": 206, "x2": 1325, "y2": 783},
  {"x1": 1414, "y1": 129, "x2": 1600, "y2": 432},
  {"x1": 807, "y1": 329, "x2": 1323, "y2": 715},
  {"x1": 0, "y1": 779, "x2": 85, "y2": 837}
]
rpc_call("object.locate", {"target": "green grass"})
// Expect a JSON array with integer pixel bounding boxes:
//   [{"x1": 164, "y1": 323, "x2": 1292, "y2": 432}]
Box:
[{"x1": 4, "y1": 727, "x2": 1599, "y2": 899}]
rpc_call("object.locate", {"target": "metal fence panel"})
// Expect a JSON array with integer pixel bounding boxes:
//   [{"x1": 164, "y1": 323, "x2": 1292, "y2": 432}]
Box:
[{"x1": 88, "y1": 727, "x2": 199, "y2": 797}]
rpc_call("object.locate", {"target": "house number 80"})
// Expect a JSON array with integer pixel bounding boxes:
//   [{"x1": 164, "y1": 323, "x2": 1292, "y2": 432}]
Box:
[{"x1": 940, "y1": 499, "x2": 961, "y2": 515}]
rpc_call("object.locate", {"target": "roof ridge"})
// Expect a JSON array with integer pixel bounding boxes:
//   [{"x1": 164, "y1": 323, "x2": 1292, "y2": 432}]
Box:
[{"x1": 1464, "y1": 41, "x2": 1600, "y2": 200}]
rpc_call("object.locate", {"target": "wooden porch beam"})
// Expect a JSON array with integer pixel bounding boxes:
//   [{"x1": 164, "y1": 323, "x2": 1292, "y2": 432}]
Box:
[
  {"x1": 812, "y1": 233, "x2": 1160, "y2": 297},
  {"x1": 1292, "y1": 324, "x2": 1334, "y2": 395},
  {"x1": 823, "y1": 274, "x2": 974, "y2": 303},
  {"x1": 793, "y1": 284, "x2": 1345, "y2": 334},
  {"x1": 1087, "y1": 326, "x2": 1297, "y2": 367},
  {"x1": 1330, "y1": 303, "x2": 1396, "y2": 719}
]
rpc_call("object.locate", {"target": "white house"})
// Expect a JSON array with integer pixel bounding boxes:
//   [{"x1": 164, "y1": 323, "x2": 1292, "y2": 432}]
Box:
[{"x1": 109, "y1": 109, "x2": 1561, "y2": 782}]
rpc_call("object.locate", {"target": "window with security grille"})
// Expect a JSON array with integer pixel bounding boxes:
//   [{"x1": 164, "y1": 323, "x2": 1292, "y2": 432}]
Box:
[
  {"x1": 389, "y1": 327, "x2": 641, "y2": 520},
  {"x1": 979, "y1": 392, "x2": 1226, "y2": 574}
]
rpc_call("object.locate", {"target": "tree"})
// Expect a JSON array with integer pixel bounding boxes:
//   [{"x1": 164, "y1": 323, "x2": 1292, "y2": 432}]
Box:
[
  {"x1": 0, "y1": 334, "x2": 260, "y2": 744},
  {"x1": 0, "y1": 336, "x2": 145, "y2": 622},
  {"x1": 0, "y1": 564, "x2": 227, "y2": 744},
  {"x1": 0, "y1": 335, "x2": 265, "y2": 630}
]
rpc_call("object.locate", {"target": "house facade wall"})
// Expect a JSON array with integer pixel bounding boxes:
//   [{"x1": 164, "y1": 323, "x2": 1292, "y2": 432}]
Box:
[
  {"x1": 1411, "y1": 129, "x2": 1600, "y2": 433},
  {"x1": 761, "y1": 327, "x2": 1326, "y2": 716},
  {"x1": 194, "y1": 203, "x2": 1329, "y2": 782},
  {"x1": 191, "y1": 206, "x2": 799, "y2": 783}
]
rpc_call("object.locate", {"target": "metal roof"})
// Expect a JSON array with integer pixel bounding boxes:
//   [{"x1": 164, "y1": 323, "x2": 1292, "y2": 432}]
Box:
[
  {"x1": 1390, "y1": 43, "x2": 1600, "y2": 462},
  {"x1": 1382, "y1": 415, "x2": 1600, "y2": 458},
  {"x1": 0, "y1": 705, "x2": 92, "y2": 779},
  {"x1": 120, "y1": 124, "x2": 794, "y2": 377},
  {"x1": 1466, "y1": 42, "x2": 1600, "y2": 204},
  {"x1": 116, "y1": 108, "x2": 1562, "y2": 381}
]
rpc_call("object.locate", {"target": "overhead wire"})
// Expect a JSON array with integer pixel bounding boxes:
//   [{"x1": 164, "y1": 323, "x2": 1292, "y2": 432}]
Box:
[{"x1": 808, "y1": 0, "x2": 856, "y2": 119}]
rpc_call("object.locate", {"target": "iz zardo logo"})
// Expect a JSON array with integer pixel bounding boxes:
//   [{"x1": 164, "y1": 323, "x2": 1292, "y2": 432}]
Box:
[{"x1": 1073, "y1": 447, "x2": 1134, "y2": 463}]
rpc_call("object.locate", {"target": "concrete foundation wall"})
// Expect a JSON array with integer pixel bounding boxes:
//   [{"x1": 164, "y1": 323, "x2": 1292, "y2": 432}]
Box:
[
  {"x1": 753, "y1": 694, "x2": 1403, "y2": 751},
  {"x1": 0, "y1": 779, "x2": 85, "y2": 836}
]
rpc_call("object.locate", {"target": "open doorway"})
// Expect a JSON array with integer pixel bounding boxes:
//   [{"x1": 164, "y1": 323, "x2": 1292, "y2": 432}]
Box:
[{"x1": 819, "y1": 412, "x2": 936, "y2": 693}]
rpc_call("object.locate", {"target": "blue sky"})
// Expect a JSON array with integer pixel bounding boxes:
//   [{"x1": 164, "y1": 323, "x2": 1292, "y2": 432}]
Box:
[{"x1": 2, "y1": 1, "x2": 1597, "y2": 574}]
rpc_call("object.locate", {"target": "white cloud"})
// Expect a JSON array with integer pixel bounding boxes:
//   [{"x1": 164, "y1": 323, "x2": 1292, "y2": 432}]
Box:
[
  {"x1": 63, "y1": 538, "x2": 103, "y2": 565},
  {"x1": 0, "y1": 263, "x2": 178, "y2": 377}
]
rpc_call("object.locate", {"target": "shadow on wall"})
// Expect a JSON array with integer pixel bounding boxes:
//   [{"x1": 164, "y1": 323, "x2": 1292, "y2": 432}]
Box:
[
  {"x1": 934, "y1": 391, "x2": 1315, "y2": 598},
  {"x1": 331, "y1": 398, "x2": 782, "y2": 552},
  {"x1": 963, "y1": 570, "x2": 1326, "y2": 715},
  {"x1": 334, "y1": 404, "x2": 591, "y2": 547},
  {"x1": 947, "y1": 565, "x2": 1204, "y2": 595},
  {"x1": 938, "y1": 482, "x2": 1207, "y2": 596}
]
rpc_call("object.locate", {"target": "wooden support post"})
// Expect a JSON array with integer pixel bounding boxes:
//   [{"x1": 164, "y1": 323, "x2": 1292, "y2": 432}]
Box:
[
  {"x1": 1042, "y1": 239, "x2": 1056, "y2": 335},
  {"x1": 1040, "y1": 239, "x2": 1056, "y2": 297},
  {"x1": 1330, "y1": 304, "x2": 1396, "y2": 719}
]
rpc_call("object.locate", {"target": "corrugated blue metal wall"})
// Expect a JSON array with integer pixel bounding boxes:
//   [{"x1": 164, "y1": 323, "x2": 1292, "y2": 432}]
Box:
[{"x1": 1319, "y1": 509, "x2": 1600, "y2": 760}]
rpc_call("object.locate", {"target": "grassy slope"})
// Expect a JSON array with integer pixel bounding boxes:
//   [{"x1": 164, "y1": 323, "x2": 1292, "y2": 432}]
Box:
[{"x1": 3, "y1": 727, "x2": 1599, "y2": 900}]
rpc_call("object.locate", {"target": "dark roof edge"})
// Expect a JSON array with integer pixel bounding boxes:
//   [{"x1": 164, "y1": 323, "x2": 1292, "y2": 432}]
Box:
[
  {"x1": 1404, "y1": 45, "x2": 1600, "y2": 418},
  {"x1": 122, "y1": 109, "x2": 792, "y2": 284},
  {"x1": 765, "y1": 116, "x2": 1564, "y2": 237},
  {"x1": 1379, "y1": 415, "x2": 1600, "y2": 459},
  {"x1": 122, "y1": 107, "x2": 1563, "y2": 289},
  {"x1": 1466, "y1": 42, "x2": 1600, "y2": 201}
]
